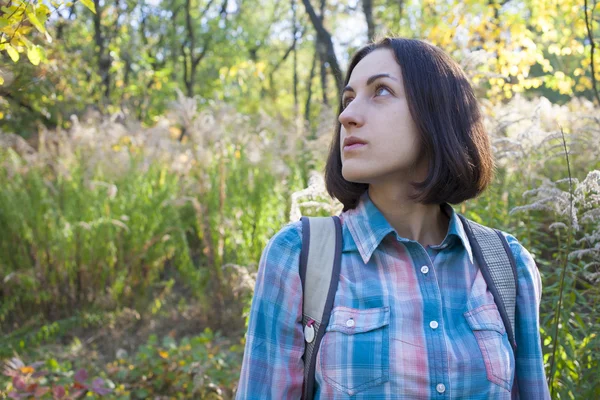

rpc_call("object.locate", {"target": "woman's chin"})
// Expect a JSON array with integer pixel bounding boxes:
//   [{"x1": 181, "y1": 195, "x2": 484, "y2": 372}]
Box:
[{"x1": 342, "y1": 170, "x2": 371, "y2": 184}]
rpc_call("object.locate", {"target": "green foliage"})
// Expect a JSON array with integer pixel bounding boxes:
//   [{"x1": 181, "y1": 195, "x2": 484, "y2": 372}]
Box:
[
  {"x1": 2, "y1": 0, "x2": 598, "y2": 134},
  {"x1": 104, "y1": 329, "x2": 243, "y2": 399},
  {"x1": 1, "y1": 44, "x2": 599, "y2": 397},
  {"x1": 2, "y1": 355, "x2": 112, "y2": 399},
  {"x1": 0, "y1": 329, "x2": 243, "y2": 399},
  {"x1": 0, "y1": 99, "x2": 304, "y2": 363},
  {"x1": 0, "y1": 0, "x2": 96, "y2": 72},
  {"x1": 0, "y1": 148, "x2": 199, "y2": 329},
  {"x1": 461, "y1": 105, "x2": 600, "y2": 398}
]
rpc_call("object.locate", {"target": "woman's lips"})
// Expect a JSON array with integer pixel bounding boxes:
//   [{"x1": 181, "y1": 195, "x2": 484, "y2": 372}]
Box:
[{"x1": 343, "y1": 143, "x2": 367, "y2": 152}]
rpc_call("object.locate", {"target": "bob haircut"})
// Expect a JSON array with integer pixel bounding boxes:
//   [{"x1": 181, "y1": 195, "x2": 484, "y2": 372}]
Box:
[{"x1": 325, "y1": 37, "x2": 494, "y2": 212}]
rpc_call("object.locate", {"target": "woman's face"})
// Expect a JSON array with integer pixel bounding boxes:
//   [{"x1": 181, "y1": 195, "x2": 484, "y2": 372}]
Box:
[{"x1": 339, "y1": 48, "x2": 425, "y2": 185}]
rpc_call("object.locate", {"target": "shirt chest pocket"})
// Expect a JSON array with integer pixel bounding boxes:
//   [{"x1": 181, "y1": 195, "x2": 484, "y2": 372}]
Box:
[
  {"x1": 319, "y1": 306, "x2": 390, "y2": 396},
  {"x1": 464, "y1": 304, "x2": 515, "y2": 392}
]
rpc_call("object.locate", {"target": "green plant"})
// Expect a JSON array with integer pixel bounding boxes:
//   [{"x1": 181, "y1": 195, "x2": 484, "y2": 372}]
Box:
[{"x1": 2, "y1": 356, "x2": 112, "y2": 399}]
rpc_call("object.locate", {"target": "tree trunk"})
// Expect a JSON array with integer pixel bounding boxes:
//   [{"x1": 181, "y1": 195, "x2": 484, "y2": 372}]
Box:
[
  {"x1": 584, "y1": 0, "x2": 600, "y2": 105},
  {"x1": 398, "y1": 0, "x2": 405, "y2": 21},
  {"x1": 363, "y1": 0, "x2": 375, "y2": 42},
  {"x1": 268, "y1": 41, "x2": 296, "y2": 99},
  {"x1": 305, "y1": 45, "x2": 318, "y2": 137},
  {"x1": 292, "y1": 0, "x2": 299, "y2": 114},
  {"x1": 182, "y1": 0, "x2": 215, "y2": 97},
  {"x1": 301, "y1": 0, "x2": 343, "y2": 98},
  {"x1": 92, "y1": 0, "x2": 111, "y2": 107},
  {"x1": 319, "y1": 42, "x2": 328, "y2": 105}
]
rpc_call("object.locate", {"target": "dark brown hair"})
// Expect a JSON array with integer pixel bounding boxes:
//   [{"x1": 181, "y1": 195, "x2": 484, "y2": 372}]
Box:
[{"x1": 324, "y1": 37, "x2": 494, "y2": 212}]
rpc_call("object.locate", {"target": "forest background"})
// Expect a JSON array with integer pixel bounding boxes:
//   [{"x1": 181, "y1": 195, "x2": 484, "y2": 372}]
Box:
[{"x1": 1, "y1": 0, "x2": 599, "y2": 398}]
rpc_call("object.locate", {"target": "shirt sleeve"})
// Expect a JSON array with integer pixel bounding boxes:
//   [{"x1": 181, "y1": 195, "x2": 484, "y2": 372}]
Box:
[
  {"x1": 504, "y1": 233, "x2": 551, "y2": 400},
  {"x1": 235, "y1": 220, "x2": 305, "y2": 400}
]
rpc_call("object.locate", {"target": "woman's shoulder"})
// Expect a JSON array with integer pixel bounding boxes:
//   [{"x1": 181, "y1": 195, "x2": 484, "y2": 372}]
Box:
[
  {"x1": 257, "y1": 220, "x2": 304, "y2": 275},
  {"x1": 495, "y1": 230, "x2": 535, "y2": 267},
  {"x1": 495, "y1": 230, "x2": 542, "y2": 297},
  {"x1": 266, "y1": 220, "x2": 303, "y2": 251},
  {"x1": 464, "y1": 218, "x2": 535, "y2": 272}
]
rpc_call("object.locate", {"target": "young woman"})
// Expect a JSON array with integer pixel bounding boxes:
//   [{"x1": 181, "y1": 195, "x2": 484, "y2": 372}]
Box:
[{"x1": 235, "y1": 37, "x2": 550, "y2": 399}]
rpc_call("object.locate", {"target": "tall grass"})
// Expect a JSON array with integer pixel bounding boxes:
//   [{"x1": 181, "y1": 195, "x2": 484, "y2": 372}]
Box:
[
  {"x1": 1, "y1": 93, "x2": 599, "y2": 397},
  {"x1": 464, "y1": 96, "x2": 600, "y2": 398},
  {"x1": 0, "y1": 96, "x2": 307, "y2": 355}
]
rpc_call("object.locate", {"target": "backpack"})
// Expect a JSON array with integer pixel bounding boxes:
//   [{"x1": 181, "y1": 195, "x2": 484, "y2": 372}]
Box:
[{"x1": 298, "y1": 213, "x2": 519, "y2": 400}]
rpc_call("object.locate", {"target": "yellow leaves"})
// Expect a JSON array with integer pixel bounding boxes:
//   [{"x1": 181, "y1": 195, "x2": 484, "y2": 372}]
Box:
[
  {"x1": 548, "y1": 44, "x2": 561, "y2": 55},
  {"x1": 25, "y1": 8, "x2": 46, "y2": 34},
  {"x1": 489, "y1": 77, "x2": 504, "y2": 88},
  {"x1": 158, "y1": 350, "x2": 169, "y2": 359},
  {"x1": 521, "y1": 38, "x2": 537, "y2": 51},
  {"x1": 27, "y1": 45, "x2": 43, "y2": 66},
  {"x1": 576, "y1": 76, "x2": 592, "y2": 91},
  {"x1": 571, "y1": 41, "x2": 584, "y2": 55},
  {"x1": 557, "y1": 79, "x2": 574, "y2": 96},
  {"x1": 1, "y1": 1, "x2": 52, "y2": 66},
  {"x1": 530, "y1": 78, "x2": 543, "y2": 89},
  {"x1": 19, "y1": 366, "x2": 35, "y2": 374},
  {"x1": 539, "y1": 59, "x2": 554, "y2": 73},
  {"x1": 548, "y1": 45, "x2": 574, "y2": 56},
  {"x1": 574, "y1": 19, "x2": 587, "y2": 35},
  {"x1": 80, "y1": 0, "x2": 97, "y2": 14},
  {"x1": 6, "y1": 44, "x2": 19, "y2": 62}
]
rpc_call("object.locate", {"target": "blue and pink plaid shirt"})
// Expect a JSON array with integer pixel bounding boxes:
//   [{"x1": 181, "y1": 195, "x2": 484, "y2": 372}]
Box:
[{"x1": 236, "y1": 191, "x2": 550, "y2": 399}]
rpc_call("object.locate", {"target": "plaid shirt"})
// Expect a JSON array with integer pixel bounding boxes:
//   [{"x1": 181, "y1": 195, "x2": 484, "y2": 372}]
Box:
[{"x1": 236, "y1": 191, "x2": 550, "y2": 399}]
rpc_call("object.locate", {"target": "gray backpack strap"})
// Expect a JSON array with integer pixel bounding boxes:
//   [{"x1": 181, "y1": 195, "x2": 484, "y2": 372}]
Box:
[
  {"x1": 298, "y1": 216, "x2": 343, "y2": 400},
  {"x1": 457, "y1": 214, "x2": 518, "y2": 351}
]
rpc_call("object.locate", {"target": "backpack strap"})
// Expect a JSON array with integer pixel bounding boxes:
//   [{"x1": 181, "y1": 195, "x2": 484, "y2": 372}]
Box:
[
  {"x1": 298, "y1": 216, "x2": 343, "y2": 400},
  {"x1": 457, "y1": 214, "x2": 518, "y2": 351}
]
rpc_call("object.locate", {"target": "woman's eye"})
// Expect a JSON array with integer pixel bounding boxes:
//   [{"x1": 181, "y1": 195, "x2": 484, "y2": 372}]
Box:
[
  {"x1": 342, "y1": 97, "x2": 353, "y2": 108},
  {"x1": 375, "y1": 86, "x2": 391, "y2": 96}
]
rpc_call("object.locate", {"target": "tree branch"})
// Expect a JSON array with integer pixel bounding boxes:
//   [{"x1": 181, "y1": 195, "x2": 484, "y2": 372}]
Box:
[
  {"x1": 584, "y1": 0, "x2": 600, "y2": 106},
  {"x1": 301, "y1": 0, "x2": 343, "y2": 96}
]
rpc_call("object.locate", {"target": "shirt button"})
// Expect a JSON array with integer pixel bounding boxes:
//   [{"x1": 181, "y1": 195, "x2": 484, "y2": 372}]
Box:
[
  {"x1": 346, "y1": 318, "x2": 355, "y2": 327},
  {"x1": 420, "y1": 265, "x2": 429, "y2": 274},
  {"x1": 430, "y1": 320, "x2": 439, "y2": 329},
  {"x1": 436, "y1": 383, "x2": 446, "y2": 393}
]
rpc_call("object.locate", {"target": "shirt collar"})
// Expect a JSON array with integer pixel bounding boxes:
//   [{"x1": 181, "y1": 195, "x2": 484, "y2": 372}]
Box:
[{"x1": 342, "y1": 191, "x2": 473, "y2": 264}]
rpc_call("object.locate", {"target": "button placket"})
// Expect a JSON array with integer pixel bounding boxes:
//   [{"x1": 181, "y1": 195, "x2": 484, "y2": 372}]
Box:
[{"x1": 412, "y1": 245, "x2": 449, "y2": 398}]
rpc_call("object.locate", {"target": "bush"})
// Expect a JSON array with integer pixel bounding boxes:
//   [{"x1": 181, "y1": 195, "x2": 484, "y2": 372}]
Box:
[{"x1": 1, "y1": 329, "x2": 243, "y2": 399}]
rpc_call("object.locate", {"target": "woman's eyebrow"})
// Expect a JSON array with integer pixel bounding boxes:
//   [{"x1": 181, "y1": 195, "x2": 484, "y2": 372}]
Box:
[{"x1": 342, "y1": 73, "x2": 399, "y2": 94}]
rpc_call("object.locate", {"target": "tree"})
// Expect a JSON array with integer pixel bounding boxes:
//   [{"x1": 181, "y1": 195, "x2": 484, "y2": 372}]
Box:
[{"x1": 301, "y1": 0, "x2": 343, "y2": 99}]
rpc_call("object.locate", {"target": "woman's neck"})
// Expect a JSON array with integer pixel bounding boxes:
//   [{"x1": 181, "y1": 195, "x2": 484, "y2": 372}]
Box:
[{"x1": 367, "y1": 186, "x2": 449, "y2": 248}]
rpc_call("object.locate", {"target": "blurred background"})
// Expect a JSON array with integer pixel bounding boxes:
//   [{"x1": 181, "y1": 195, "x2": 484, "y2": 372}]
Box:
[{"x1": 1, "y1": 0, "x2": 599, "y2": 398}]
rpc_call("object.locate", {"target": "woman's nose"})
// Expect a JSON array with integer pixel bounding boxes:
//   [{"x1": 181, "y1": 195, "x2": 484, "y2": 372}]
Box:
[{"x1": 338, "y1": 101, "x2": 365, "y2": 129}]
